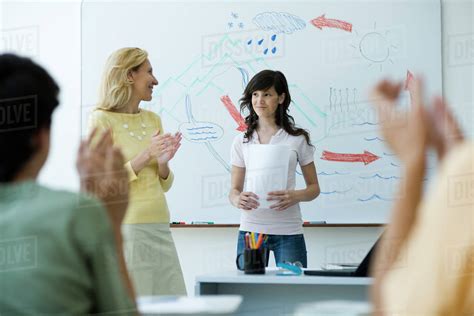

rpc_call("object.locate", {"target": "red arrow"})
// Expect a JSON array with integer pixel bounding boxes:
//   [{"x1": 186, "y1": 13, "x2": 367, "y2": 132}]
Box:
[
  {"x1": 220, "y1": 95, "x2": 247, "y2": 132},
  {"x1": 321, "y1": 150, "x2": 380, "y2": 165},
  {"x1": 310, "y1": 14, "x2": 352, "y2": 33}
]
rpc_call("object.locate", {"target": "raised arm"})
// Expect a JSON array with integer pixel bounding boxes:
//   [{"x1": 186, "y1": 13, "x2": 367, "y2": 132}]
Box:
[
  {"x1": 77, "y1": 129, "x2": 136, "y2": 303},
  {"x1": 370, "y1": 78, "x2": 467, "y2": 314},
  {"x1": 368, "y1": 79, "x2": 431, "y2": 314}
]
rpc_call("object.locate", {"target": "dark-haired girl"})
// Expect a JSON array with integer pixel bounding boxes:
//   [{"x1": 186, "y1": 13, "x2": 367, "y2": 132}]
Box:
[{"x1": 229, "y1": 70, "x2": 321, "y2": 267}]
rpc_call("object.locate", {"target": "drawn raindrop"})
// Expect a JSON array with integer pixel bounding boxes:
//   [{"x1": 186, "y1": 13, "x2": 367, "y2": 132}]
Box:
[
  {"x1": 271, "y1": 34, "x2": 277, "y2": 41},
  {"x1": 263, "y1": 48, "x2": 269, "y2": 55},
  {"x1": 247, "y1": 39, "x2": 252, "y2": 45},
  {"x1": 258, "y1": 38, "x2": 264, "y2": 45},
  {"x1": 272, "y1": 47, "x2": 277, "y2": 54}
]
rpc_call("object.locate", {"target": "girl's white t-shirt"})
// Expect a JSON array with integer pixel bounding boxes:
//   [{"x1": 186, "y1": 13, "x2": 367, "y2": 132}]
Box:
[{"x1": 230, "y1": 129, "x2": 315, "y2": 235}]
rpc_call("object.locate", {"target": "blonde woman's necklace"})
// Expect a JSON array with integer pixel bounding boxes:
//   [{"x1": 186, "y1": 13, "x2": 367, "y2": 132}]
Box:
[{"x1": 121, "y1": 113, "x2": 148, "y2": 141}]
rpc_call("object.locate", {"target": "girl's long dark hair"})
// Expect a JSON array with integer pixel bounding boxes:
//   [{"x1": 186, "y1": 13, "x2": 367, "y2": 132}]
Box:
[{"x1": 239, "y1": 70, "x2": 312, "y2": 146}]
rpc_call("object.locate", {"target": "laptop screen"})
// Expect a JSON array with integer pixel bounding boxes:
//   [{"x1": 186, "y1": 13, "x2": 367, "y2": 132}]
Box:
[{"x1": 354, "y1": 234, "x2": 382, "y2": 276}]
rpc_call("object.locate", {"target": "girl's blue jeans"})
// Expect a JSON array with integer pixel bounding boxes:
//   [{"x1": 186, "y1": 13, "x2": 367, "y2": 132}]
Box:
[{"x1": 236, "y1": 230, "x2": 307, "y2": 268}]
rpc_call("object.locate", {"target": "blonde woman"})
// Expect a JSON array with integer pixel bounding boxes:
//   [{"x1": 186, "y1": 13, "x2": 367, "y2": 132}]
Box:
[{"x1": 88, "y1": 47, "x2": 186, "y2": 296}]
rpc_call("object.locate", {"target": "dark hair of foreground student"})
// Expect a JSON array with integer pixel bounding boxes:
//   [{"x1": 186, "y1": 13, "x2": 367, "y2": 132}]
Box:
[{"x1": 0, "y1": 53, "x2": 59, "y2": 182}]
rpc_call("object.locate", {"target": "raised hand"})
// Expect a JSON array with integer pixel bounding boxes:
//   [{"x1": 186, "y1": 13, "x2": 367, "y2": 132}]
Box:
[
  {"x1": 76, "y1": 128, "x2": 129, "y2": 226},
  {"x1": 427, "y1": 96, "x2": 464, "y2": 161},
  {"x1": 370, "y1": 78, "x2": 430, "y2": 165}
]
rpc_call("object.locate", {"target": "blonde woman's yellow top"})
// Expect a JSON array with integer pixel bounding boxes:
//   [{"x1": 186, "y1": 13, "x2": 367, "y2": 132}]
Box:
[{"x1": 88, "y1": 109, "x2": 174, "y2": 224}]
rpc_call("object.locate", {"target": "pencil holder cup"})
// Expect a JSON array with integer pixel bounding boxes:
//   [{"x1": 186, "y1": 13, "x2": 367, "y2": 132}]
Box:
[{"x1": 236, "y1": 248, "x2": 266, "y2": 274}]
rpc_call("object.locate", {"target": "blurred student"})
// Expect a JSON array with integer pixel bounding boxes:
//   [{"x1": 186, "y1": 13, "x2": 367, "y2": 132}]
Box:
[
  {"x1": 370, "y1": 78, "x2": 473, "y2": 315},
  {"x1": 229, "y1": 70, "x2": 320, "y2": 267},
  {"x1": 0, "y1": 54, "x2": 136, "y2": 314},
  {"x1": 89, "y1": 47, "x2": 186, "y2": 295}
]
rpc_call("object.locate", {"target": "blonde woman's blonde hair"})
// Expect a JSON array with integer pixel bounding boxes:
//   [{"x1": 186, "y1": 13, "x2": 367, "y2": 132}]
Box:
[{"x1": 96, "y1": 47, "x2": 148, "y2": 111}]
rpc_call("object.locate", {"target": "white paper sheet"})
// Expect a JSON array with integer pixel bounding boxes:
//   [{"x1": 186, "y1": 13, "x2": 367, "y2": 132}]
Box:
[
  {"x1": 137, "y1": 295, "x2": 242, "y2": 314},
  {"x1": 245, "y1": 144, "x2": 290, "y2": 210},
  {"x1": 295, "y1": 300, "x2": 372, "y2": 316}
]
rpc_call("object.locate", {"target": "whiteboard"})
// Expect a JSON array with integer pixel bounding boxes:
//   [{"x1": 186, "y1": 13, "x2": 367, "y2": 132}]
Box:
[{"x1": 81, "y1": 0, "x2": 442, "y2": 224}]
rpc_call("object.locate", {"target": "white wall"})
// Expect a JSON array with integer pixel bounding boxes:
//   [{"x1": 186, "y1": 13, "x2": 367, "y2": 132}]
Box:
[
  {"x1": 1, "y1": 0, "x2": 472, "y2": 296},
  {"x1": 0, "y1": 0, "x2": 82, "y2": 191}
]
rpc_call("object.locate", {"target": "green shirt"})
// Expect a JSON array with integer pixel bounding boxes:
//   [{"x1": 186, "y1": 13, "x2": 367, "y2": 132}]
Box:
[{"x1": 0, "y1": 181, "x2": 135, "y2": 315}]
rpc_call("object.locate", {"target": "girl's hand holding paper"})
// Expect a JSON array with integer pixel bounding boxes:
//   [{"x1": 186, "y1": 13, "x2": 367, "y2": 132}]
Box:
[
  {"x1": 237, "y1": 191, "x2": 260, "y2": 210},
  {"x1": 267, "y1": 190, "x2": 299, "y2": 211}
]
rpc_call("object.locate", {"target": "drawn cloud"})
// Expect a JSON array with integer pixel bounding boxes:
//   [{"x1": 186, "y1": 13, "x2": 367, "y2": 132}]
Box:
[{"x1": 253, "y1": 12, "x2": 306, "y2": 34}]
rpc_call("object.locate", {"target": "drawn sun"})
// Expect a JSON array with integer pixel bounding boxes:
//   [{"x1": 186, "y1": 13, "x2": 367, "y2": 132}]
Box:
[{"x1": 351, "y1": 22, "x2": 399, "y2": 72}]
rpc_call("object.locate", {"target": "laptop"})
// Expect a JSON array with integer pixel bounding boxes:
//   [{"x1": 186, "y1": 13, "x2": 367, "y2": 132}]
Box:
[{"x1": 304, "y1": 236, "x2": 381, "y2": 277}]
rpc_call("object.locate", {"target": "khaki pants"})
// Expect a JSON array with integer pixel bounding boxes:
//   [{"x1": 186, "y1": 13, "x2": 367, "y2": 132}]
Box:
[{"x1": 122, "y1": 223, "x2": 187, "y2": 296}]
